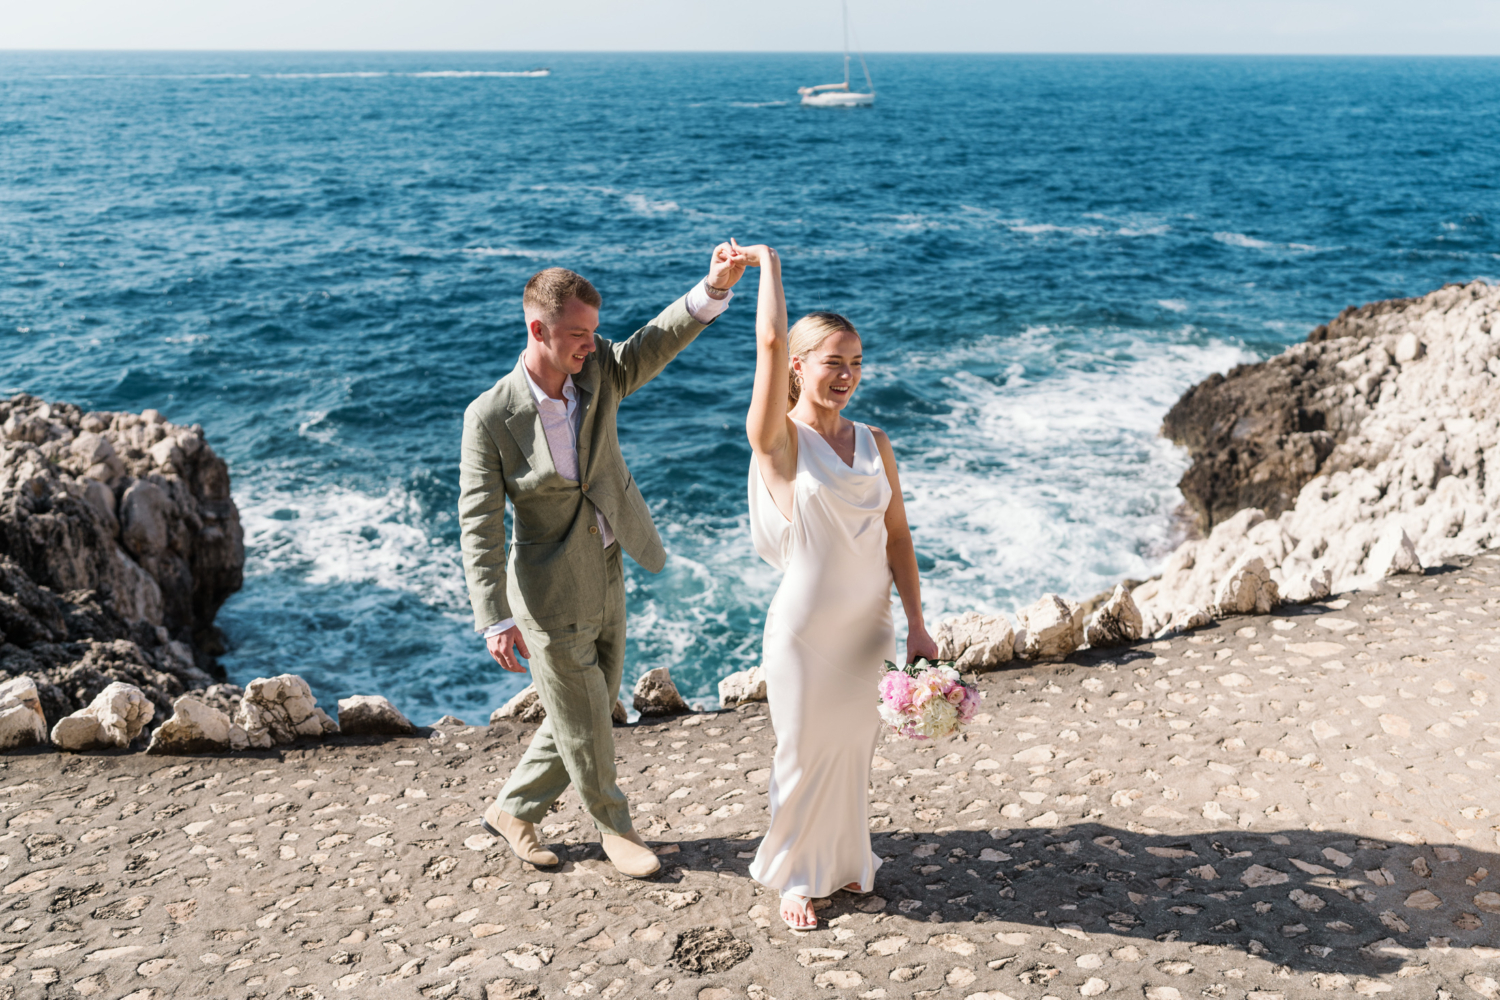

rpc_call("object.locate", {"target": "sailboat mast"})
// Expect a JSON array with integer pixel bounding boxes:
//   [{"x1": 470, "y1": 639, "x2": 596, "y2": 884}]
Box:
[{"x1": 842, "y1": 0, "x2": 850, "y2": 88}]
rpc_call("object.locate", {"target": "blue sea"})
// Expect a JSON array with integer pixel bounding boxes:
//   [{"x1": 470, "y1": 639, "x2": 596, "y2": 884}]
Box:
[{"x1": 3, "y1": 52, "x2": 1496, "y2": 723}]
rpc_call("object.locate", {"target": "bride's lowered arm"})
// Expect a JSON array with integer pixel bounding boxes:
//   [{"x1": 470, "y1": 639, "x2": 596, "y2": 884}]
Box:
[
  {"x1": 741, "y1": 242, "x2": 797, "y2": 520},
  {"x1": 871, "y1": 429, "x2": 939, "y2": 663}
]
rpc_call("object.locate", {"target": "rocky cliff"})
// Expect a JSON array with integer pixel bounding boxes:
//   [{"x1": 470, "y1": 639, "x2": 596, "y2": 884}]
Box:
[
  {"x1": 0, "y1": 394, "x2": 244, "y2": 726},
  {"x1": 1137, "y1": 280, "x2": 1500, "y2": 633}
]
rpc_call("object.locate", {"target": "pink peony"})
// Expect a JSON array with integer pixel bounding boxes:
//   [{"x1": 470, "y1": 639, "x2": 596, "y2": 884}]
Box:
[
  {"x1": 957, "y1": 686, "x2": 982, "y2": 722},
  {"x1": 945, "y1": 684, "x2": 965, "y2": 706},
  {"x1": 880, "y1": 671, "x2": 916, "y2": 713}
]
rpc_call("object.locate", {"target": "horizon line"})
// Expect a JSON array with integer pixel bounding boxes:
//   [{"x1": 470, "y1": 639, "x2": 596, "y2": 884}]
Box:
[{"x1": 3, "y1": 48, "x2": 1500, "y2": 58}]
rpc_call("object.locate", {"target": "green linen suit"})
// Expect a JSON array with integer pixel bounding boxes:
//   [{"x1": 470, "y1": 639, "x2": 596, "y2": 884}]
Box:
[{"x1": 459, "y1": 294, "x2": 709, "y2": 835}]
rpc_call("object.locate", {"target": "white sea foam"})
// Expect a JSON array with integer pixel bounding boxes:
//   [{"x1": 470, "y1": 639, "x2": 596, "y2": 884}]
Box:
[
  {"x1": 461, "y1": 247, "x2": 546, "y2": 258},
  {"x1": 1213, "y1": 231, "x2": 1274, "y2": 249},
  {"x1": 408, "y1": 70, "x2": 550, "y2": 78},
  {"x1": 1011, "y1": 222, "x2": 1106, "y2": 238},
  {"x1": 882, "y1": 326, "x2": 1252, "y2": 628},
  {"x1": 622, "y1": 193, "x2": 681, "y2": 216},
  {"x1": 237, "y1": 483, "x2": 466, "y2": 611},
  {"x1": 268, "y1": 72, "x2": 391, "y2": 79},
  {"x1": 1156, "y1": 299, "x2": 1189, "y2": 312},
  {"x1": 1214, "y1": 232, "x2": 1335, "y2": 253}
]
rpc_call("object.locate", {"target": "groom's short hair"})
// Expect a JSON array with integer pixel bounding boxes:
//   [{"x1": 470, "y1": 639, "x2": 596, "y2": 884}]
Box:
[{"x1": 524, "y1": 268, "x2": 601, "y2": 320}]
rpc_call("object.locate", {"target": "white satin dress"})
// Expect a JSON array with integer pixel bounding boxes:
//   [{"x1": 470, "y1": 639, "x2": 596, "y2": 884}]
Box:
[{"x1": 747, "y1": 418, "x2": 895, "y2": 898}]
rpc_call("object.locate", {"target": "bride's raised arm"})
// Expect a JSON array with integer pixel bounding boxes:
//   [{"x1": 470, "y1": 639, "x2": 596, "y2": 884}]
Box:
[{"x1": 739, "y1": 241, "x2": 796, "y2": 518}]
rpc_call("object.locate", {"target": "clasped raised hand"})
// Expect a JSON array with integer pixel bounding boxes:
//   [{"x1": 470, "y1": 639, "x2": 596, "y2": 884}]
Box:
[{"x1": 728, "y1": 237, "x2": 776, "y2": 269}]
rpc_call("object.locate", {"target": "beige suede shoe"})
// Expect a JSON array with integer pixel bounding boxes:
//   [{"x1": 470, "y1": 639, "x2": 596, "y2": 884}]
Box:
[
  {"x1": 600, "y1": 830, "x2": 661, "y2": 879},
  {"x1": 481, "y1": 804, "x2": 559, "y2": 867}
]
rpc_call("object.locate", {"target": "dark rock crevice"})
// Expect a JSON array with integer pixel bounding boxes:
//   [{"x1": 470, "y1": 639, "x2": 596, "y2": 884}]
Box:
[{"x1": 1162, "y1": 281, "x2": 1488, "y2": 533}]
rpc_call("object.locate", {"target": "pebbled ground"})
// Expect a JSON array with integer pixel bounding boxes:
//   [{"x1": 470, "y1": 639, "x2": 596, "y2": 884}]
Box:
[{"x1": 1, "y1": 552, "x2": 1498, "y2": 1000}]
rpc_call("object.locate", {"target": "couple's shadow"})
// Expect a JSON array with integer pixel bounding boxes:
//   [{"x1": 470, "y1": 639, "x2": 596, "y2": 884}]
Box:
[{"x1": 580, "y1": 823, "x2": 1497, "y2": 976}]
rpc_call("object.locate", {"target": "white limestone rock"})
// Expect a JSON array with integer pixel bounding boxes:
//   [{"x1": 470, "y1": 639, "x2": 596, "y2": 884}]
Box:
[
  {"x1": 1367, "y1": 524, "x2": 1422, "y2": 578},
  {"x1": 0, "y1": 676, "x2": 49, "y2": 750},
  {"x1": 718, "y1": 667, "x2": 767, "y2": 707},
  {"x1": 337, "y1": 695, "x2": 416, "y2": 736},
  {"x1": 633, "y1": 666, "x2": 690, "y2": 716},
  {"x1": 1212, "y1": 555, "x2": 1281, "y2": 617},
  {"x1": 492, "y1": 684, "x2": 546, "y2": 724},
  {"x1": 1140, "y1": 281, "x2": 1500, "y2": 629},
  {"x1": 1157, "y1": 605, "x2": 1213, "y2": 638},
  {"x1": 146, "y1": 695, "x2": 250, "y2": 754},
  {"x1": 1084, "y1": 584, "x2": 1143, "y2": 648},
  {"x1": 1281, "y1": 564, "x2": 1333, "y2": 604},
  {"x1": 234, "y1": 673, "x2": 339, "y2": 749},
  {"x1": 933, "y1": 611, "x2": 1015, "y2": 670},
  {"x1": 1393, "y1": 332, "x2": 1424, "y2": 364},
  {"x1": 1014, "y1": 593, "x2": 1083, "y2": 662},
  {"x1": 50, "y1": 681, "x2": 155, "y2": 751},
  {"x1": 491, "y1": 684, "x2": 628, "y2": 725}
]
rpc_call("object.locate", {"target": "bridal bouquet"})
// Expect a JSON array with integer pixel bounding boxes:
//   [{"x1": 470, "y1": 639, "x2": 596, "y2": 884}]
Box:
[{"x1": 878, "y1": 659, "x2": 981, "y2": 740}]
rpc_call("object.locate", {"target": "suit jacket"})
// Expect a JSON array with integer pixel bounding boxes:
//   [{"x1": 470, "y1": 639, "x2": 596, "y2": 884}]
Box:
[{"x1": 459, "y1": 294, "x2": 709, "y2": 630}]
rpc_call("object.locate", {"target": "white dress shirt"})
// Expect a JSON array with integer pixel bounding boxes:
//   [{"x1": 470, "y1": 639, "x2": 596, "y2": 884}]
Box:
[{"x1": 482, "y1": 278, "x2": 732, "y2": 639}]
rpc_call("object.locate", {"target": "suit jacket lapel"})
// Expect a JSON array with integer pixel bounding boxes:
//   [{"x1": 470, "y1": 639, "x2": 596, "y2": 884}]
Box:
[
  {"x1": 499, "y1": 356, "x2": 554, "y2": 479},
  {"x1": 573, "y1": 355, "x2": 600, "y2": 474}
]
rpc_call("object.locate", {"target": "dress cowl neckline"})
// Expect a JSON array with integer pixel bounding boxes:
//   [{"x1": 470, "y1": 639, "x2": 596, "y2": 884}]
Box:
[{"x1": 790, "y1": 417, "x2": 885, "y2": 485}]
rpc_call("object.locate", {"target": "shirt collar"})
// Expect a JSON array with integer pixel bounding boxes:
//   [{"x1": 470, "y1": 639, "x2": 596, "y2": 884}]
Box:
[{"x1": 521, "y1": 362, "x2": 576, "y2": 408}]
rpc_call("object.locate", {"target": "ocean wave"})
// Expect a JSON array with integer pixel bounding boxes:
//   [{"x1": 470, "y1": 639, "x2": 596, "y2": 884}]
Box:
[
  {"x1": 408, "y1": 70, "x2": 549, "y2": 78},
  {"x1": 268, "y1": 72, "x2": 391, "y2": 79},
  {"x1": 1213, "y1": 232, "x2": 1335, "y2": 252},
  {"x1": 622, "y1": 193, "x2": 681, "y2": 215},
  {"x1": 1213, "y1": 231, "x2": 1274, "y2": 249},
  {"x1": 460, "y1": 246, "x2": 546, "y2": 258},
  {"x1": 887, "y1": 327, "x2": 1252, "y2": 625},
  {"x1": 236, "y1": 482, "x2": 466, "y2": 610},
  {"x1": 1010, "y1": 222, "x2": 1106, "y2": 237}
]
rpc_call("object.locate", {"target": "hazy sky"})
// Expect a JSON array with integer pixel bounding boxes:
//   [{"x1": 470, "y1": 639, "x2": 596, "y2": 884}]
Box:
[{"x1": 9, "y1": 0, "x2": 1500, "y2": 54}]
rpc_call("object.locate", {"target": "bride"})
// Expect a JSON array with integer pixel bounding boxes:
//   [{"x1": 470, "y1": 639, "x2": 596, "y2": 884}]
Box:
[{"x1": 735, "y1": 240, "x2": 939, "y2": 930}]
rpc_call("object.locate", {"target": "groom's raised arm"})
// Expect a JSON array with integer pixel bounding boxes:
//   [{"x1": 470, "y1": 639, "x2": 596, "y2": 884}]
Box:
[
  {"x1": 604, "y1": 243, "x2": 748, "y2": 397},
  {"x1": 459, "y1": 402, "x2": 512, "y2": 630}
]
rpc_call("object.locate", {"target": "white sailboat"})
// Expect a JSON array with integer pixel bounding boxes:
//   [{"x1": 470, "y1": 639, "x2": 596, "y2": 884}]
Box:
[{"x1": 798, "y1": 0, "x2": 874, "y2": 107}]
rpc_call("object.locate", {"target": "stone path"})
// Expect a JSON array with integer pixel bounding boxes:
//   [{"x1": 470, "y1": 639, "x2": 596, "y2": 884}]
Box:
[{"x1": 1, "y1": 553, "x2": 1498, "y2": 1000}]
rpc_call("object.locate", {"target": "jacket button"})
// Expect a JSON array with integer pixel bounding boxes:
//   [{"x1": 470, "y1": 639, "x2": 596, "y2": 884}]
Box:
[
  {"x1": 589, "y1": 525, "x2": 599, "y2": 535},
  {"x1": 581, "y1": 482, "x2": 589, "y2": 492}
]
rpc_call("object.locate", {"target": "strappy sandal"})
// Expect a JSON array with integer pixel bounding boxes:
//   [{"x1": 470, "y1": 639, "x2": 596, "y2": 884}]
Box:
[{"x1": 780, "y1": 892, "x2": 817, "y2": 930}]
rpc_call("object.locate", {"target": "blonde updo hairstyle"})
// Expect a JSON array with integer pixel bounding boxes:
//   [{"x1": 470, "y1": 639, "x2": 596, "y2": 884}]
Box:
[{"x1": 786, "y1": 311, "x2": 860, "y2": 409}]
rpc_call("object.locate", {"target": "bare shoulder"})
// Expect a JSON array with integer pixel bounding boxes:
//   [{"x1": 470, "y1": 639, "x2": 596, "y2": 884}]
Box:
[{"x1": 864, "y1": 424, "x2": 893, "y2": 449}]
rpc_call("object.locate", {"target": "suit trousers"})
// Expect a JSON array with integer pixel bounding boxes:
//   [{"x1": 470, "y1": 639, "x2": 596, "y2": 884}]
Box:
[{"x1": 494, "y1": 544, "x2": 632, "y2": 836}]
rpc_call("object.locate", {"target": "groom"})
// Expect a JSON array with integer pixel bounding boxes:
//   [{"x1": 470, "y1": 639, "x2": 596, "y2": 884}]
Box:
[{"x1": 460, "y1": 245, "x2": 746, "y2": 878}]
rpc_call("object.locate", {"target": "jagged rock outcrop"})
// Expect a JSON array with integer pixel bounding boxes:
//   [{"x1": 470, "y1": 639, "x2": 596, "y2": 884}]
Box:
[
  {"x1": 338, "y1": 694, "x2": 416, "y2": 736},
  {"x1": 50, "y1": 681, "x2": 155, "y2": 750},
  {"x1": 1083, "y1": 585, "x2": 1143, "y2": 648},
  {"x1": 490, "y1": 684, "x2": 628, "y2": 725},
  {"x1": 1140, "y1": 281, "x2": 1500, "y2": 632},
  {"x1": 633, "y1": 667, "x2": 690, "y2": 716},
  {"x1": 0, "y1": 675, "x2": 48, "y2": 749},
  {"x1": 1211, "y1": 555, "x2": 1281, "y2": 617},
  {"x1": 1013, "y1": 594, "x2": 1083, "y2": 662},
  {"x1": 234, "y1": 674, "x2": 339, "y2": 748},
  {"x1": 933, "y1": 611, "x2": 1015, "y2": 670},
  {"x1": 718, "y1": 667, "x2": 766, "y2": 707},
  {"x1": 147, "y1": 694, "x2": 249, "y2": 754},
  {"x1": 0, "y1": 395, "x2": 244, "y2": 723}
]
